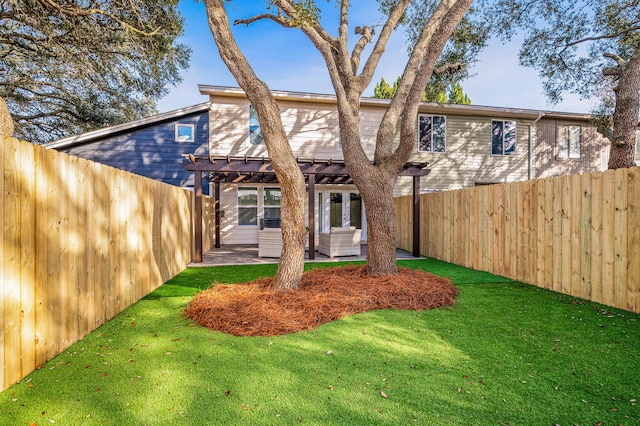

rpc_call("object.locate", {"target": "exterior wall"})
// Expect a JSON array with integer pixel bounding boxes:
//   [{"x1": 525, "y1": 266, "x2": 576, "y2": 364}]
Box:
[
  {"x1": 61, "y1": 112, "x2": 210, "y2": 192},
  {"x1": 534, "y1": 117, "x2": 609, "y2": 178},
  {"x1": 205, "y1": 88, "x2": 610, "y2": 244},
  {"x1": 396, "y1": 115, "x2": 534, "y2": 196},
  {"x1": 208, "y1": 95, "x2": 537, "y2": 197},
  {"x1": 217, "y1": 182, "x2": 360, "y2": 245},
  {"x1": 208, "y1": 96, "x2": 377, "y2": 160}
]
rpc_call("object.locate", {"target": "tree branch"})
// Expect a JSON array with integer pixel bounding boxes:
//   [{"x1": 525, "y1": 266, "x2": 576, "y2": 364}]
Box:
[
  {"x1": 358, "y1": 0, "x2": 412, "y2": 93},
  {"x1": 604, "y1": 52, "x2": 626, "y2": 67},
  {"x1": 235, "y1": 13, "x2": 292, "y2": 28},
  {"x1": 36, "y1": 0, "x2": 162, "y2": 36},
  {"x1": 350, "y1": 26, "x2": 374, "y2": 74},
  {"x1": 558, "y1": 23, "x2": 640, "y2": 56},
  {"x1": 433, "y1": 62, "x2": 465, "y2": 75}
]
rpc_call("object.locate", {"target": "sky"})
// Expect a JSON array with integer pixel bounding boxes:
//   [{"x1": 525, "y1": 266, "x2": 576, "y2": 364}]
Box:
[{"x1": 156, "y1": 1, "x2": 597, "y2": 115}]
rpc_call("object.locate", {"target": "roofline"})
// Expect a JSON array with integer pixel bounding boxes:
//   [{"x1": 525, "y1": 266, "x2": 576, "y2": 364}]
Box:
[
  {"x1": 45, "y1": 102, "x2": 210, "y2": 149},
  {"x1": 198, "y1": 84, "x2": 595, "y2": 121}
]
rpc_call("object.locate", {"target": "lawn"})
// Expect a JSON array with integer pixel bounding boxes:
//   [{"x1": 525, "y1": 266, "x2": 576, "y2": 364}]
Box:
[{"x1": 1, "y1": 259, "x2": 638, "y2": 425}]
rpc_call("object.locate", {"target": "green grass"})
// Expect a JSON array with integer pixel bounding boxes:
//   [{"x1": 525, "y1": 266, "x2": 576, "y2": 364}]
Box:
[{"x1": 2, "y1": 259, "x2": 638, "y2": 425}]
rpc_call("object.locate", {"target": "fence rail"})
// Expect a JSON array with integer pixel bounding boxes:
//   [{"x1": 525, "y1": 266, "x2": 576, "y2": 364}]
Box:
[
  {"x1": 1, "y1": 136, "x2": 214, "y2": 391},
  {"x1": 395, "y1": 167, "x2": 640, "y2": 315}
]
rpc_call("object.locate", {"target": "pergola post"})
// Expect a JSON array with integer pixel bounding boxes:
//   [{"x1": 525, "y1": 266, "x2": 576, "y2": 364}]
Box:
[
  {"x1": 194, "y1": 171, "x2": 203, "y2": 263},
  {"x1": 308, "y1": 173, "x2": 316, "y2": 259},
  {"x1": 182, "y1": 155, "x2": 430, "y2": 262},
  {"x1": 214, "y1": 181, "x2": 221, "y2": 248},
  {"x1": 413, "y1": 175, "x2": 421, "y2": 257}
]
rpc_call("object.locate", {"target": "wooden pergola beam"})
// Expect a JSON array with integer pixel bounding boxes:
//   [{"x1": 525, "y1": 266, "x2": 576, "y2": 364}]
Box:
[{"x1": 182, "y1": 155, "x2": 430, "y2": 263}]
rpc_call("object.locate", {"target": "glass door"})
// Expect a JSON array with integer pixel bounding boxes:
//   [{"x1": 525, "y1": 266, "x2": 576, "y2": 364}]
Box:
[{"x1": 329, "y1": 191, "x2": 362, "y2": 229}]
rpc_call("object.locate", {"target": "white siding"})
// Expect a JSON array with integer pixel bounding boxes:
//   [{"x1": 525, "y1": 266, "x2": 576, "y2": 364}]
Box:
[
  {"x1": 208, "y1": 96, "x2": 386, "y2": 160},
  {"x1": 393, "y1": 115, "x2": 533, "y2": 195}
]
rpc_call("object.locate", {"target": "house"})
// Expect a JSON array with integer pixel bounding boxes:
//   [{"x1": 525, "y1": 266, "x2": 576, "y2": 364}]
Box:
[
  {"x1": 195, "y1": 85, "x2": 610, "y2": 247},
  {"x1": 45, "y1": 103, "x2": 211, "y2": 194},
  {"x1": 46, "y1": 85, "x2": 611, "y2": 249}
]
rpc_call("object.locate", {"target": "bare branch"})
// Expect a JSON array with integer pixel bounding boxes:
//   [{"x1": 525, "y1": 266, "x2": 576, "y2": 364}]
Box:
[
  {"x1": 235, "y1": 13, "x2": 292, "y2": 28},
  {"x1": 559, "y1": 23, "x2": 640, "y2": 56},
  {"x1": 350, "y1": 26, "x2": 374, "y2": 74},
  {"x1": 358, "y1": 0, "x2": 412, "y2": 93},
  {"x1": 604, "y1": 52, "x2": 626, "y2": 67}
]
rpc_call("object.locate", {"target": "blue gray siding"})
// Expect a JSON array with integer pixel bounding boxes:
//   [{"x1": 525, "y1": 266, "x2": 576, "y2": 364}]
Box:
[{"x1": 61, "y1": 112, "x2": 209, "y2": 194}]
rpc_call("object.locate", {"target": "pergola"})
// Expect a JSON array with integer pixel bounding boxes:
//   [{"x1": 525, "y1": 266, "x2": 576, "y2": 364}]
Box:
[{"x1": 182, "y1": 155, "x2": 430, "y2": 263}]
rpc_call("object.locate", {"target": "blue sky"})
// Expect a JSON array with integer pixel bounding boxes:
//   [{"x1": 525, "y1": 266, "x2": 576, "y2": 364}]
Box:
[{"x1": 157, "y1": 1, "x2": 596, "y2": 114}]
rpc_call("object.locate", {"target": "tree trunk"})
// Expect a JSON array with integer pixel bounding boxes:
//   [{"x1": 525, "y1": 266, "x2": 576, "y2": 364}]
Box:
[
  {"x1": 608, "y1": 51, "x2": 640, "y2": 169},
  {"x1": 359, "y1": 175, "x2": 398, "y2": 275},
  {"x1": 274, "y1": 165, "x2": 307, "y2": 290},
  {"x1": 204, "y1": 0, "x2": 306, "y2": 289}
]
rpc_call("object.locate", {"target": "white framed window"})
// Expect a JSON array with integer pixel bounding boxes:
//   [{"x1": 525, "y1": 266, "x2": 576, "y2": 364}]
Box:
[
  {"x1": 249, "y1": 104, "x2": 263, "y2": 145},
  {"x1": 237, "y1": 187, "x2": 258, "y2": 226},
  {"x1": 175, "y1": 123, "x2": 194, "y2": 142},
  {"x1": 263, "y1": 187, "x2": 281, "y2": 219},
  {"x1": 418, "y1": 115, "x2": 446, "y2": 152},
  {"x1": 491, "y1": 120, "x2": 516, "y2": 155},
  {"x1": 557, "y1": 124, "x2": 581, "y2": 159}
]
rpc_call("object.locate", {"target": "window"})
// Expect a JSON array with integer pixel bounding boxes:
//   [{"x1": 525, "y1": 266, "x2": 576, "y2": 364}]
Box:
[
  {"x1": 175, "y1": 123, "x2": 194, "y2": 142},
  {"x1": 263, "y1": 187, "x2": 281, "y2": 219},
  {"x1": 237, "y1": 187, "x2": 258, "y2": 226},
  {"x1": 418, "y1": 115, "x2": 446, "y2": 152},
  {"x1": 557, "y1": 124, "x2": 581, "y2": 159},
  {"x1": 249, "y1": 105, "x2": 263, "y2": 145},
  {"x1": 491, "y1": 120, "x2": 516, "y2": 155}
]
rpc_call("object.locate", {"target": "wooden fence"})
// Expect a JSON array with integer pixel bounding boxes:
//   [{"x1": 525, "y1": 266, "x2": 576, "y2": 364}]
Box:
[
  {"x1": 395, "y1": 167, "x2": 640, "y2": 315},
  {"x1": 1, "y1": 136, "x2": 214, "y2": 391}
]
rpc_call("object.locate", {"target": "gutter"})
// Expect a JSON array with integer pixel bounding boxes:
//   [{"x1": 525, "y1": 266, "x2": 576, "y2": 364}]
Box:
[{"x1": 529, "y1": 113, "x2": 545, "y2": 180}]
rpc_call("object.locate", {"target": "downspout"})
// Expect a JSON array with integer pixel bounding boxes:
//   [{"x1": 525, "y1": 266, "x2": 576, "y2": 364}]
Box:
[{"x1": 529, "y1": 113, "x2": 545, "y2": 180}]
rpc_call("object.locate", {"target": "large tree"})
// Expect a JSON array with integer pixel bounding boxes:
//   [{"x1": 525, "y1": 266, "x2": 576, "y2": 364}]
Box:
[
  {"x1": 489, "y1": 0, "x2": 640, "y2": 169},
  {"x1": 1, "y1": 0, "x2": 190, "y2": 144},
  {"x1": 204, "y1": 0, "x2": 479, "y2": 287}
]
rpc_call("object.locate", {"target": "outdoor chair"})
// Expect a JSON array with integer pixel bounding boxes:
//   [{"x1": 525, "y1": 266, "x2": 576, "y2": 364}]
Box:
[
  {"x1": 258, "y1": 228, "x2": 282, "y2": 258},
  {"x1": 318, "y1": 226, "x2": 362, "y2": 258}
]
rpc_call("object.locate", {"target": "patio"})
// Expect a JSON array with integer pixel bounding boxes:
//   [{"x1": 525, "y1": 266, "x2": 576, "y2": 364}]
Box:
[{"x1": 188, "y1": 244, "x2": 422, "y2": 267}]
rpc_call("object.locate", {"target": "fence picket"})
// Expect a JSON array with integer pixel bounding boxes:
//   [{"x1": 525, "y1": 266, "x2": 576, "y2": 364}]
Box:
[
  {"x1": 601, "y1": 171, "x2": 616, "y2": 306},
  {"x1": 0, "y1": 137, "x2": 213, "y2": 391},
  {"x1": 627, "y1": 168, "x2": 640, "y2": 312},
  {"x1": 393, "y1": 166, "x2": 640, "y2": 316}
]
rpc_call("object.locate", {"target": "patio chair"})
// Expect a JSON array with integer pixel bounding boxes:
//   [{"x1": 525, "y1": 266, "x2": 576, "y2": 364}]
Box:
[
  {"x1": 258, "y1": 228, "x2": 282, "y2": 258},
  {"x1": 318, "y1": 226, "x2": 362, "y2": 258}
]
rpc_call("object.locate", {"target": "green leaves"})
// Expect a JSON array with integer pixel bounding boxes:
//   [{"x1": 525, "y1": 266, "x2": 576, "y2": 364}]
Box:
[{"x1": 1, "y1": 0, "x2": 190, "y2": 143}]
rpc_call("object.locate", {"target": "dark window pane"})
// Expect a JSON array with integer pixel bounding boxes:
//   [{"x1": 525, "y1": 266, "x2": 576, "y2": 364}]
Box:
[
  {"x1": 504, "y1": 121, "x2": 516, "y2": 155},
  {"x1": 433, "y1": 116, "x2": 446, "y2": 152},
  {"x1": 418, "y1": 115, "x2": 432, "y2": 152},
  {"x1": 491, "y1": 121, "x2": 503, "y2": 155},
  {"x1": 239, "y1": 207, "x2": 257, "y2": 225}
]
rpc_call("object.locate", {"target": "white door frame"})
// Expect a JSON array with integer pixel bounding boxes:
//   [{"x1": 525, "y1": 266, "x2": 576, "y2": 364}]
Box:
[{"x1": 316, "y1": 188, "x2": 366, "y2": 241}]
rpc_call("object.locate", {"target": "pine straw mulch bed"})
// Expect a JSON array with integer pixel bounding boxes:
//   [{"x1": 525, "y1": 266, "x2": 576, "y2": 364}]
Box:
[{"x1": 183, "y1": 265, "x2": 458, "y2": 336}]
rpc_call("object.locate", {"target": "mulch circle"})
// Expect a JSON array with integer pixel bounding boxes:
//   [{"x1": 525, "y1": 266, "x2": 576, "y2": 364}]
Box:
[{"x1": 183, "y1": 265, "x2": 458, "y2": 337}]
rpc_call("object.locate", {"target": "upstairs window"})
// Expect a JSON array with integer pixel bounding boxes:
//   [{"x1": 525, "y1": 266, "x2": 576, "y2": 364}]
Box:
[
  {"x1": 557, "y1": 124, "x2": 581, "y2": 159},
  {"x1": 249, "y1": 104, "x2": 263, "y2": 145},
  {"x1": 418, "y1": 115, "x2": 446, "y2": 152},
  {"x1": 491, "y1": 120, "x2": 516, "y2": 155},
  {"x1": 175, "y1": 123, "x2": 194, "y2": 142}
]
